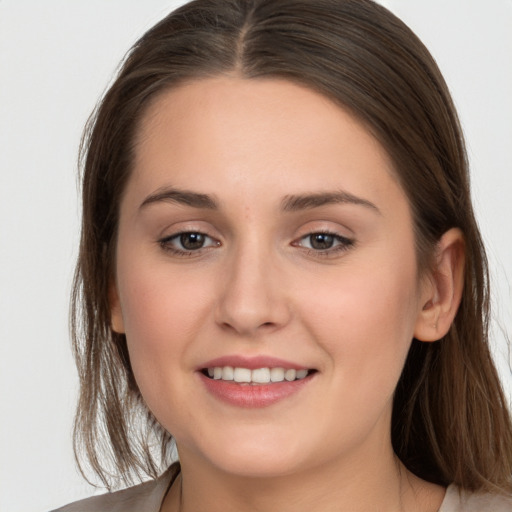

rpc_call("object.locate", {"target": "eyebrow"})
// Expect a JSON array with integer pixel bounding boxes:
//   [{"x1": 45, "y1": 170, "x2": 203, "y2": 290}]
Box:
[
  {"x1": 281, "y1": 191, "x2": 380, "y2": 214},
  {"x1": 139, "y1": 187, "x2": 380, "y2": 214},
  {"x1": 140, "y1": 187, "x2": 218, "y2": 210}
]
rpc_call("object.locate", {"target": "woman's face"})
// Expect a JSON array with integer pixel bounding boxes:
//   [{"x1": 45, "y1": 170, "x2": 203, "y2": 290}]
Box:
[{"x1": 111, "y1": 77, "x2": 431, "y2": 477}]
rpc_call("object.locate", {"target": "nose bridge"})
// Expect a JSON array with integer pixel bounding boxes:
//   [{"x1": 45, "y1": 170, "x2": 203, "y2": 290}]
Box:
[{"x1": 215, "y1": 235, "x2": 288, "y2": 335}]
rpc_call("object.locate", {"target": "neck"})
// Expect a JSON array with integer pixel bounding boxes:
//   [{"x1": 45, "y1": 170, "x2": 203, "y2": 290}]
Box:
[{"x1": 162, "y1": 444, "x2": 443, "y2": 512}]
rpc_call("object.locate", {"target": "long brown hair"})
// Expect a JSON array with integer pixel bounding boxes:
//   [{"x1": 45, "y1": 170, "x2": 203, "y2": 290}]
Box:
[{"x1": 72, "y1": 0, "x2": 512, "y2": 492}]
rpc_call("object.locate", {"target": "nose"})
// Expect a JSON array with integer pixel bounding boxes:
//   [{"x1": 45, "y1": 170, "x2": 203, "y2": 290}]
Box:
[{"x1": 215, "y1": 242, "x2": 291, "y2": 337}]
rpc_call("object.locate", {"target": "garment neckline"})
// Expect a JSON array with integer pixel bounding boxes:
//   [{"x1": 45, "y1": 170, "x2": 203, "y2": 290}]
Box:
[
  {"x1": 438, "y1": 484, "x2": 457, "y2": 511},
  {"x1": 159, "y1": 465, "x2": 456, "y2": 512}
]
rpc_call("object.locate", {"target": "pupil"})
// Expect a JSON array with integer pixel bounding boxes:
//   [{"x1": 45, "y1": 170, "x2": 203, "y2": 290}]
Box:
[
  {"x1": 310, "y1": 233, "x2": 334, "y2": 250},
  {"x1": 180, "y1": 233, "x2": 205, "y2": 250}
]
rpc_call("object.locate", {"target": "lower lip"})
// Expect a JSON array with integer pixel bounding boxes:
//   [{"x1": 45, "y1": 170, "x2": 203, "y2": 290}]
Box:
[{"x1": 199, "y1": 372, "x2": 314, "y2": 408}]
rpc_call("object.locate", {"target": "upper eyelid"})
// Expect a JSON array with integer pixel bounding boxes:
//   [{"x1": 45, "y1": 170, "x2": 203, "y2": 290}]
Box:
[
  {"x1": 295, "y1": 229, "x2": 353, "y2": 242},
  {"x1": 299, "y1": 229, "x2": 350, "y2": 238},
  {"x1": 290, "y1": 215, "x2": 355, "y2": 234},
  {"x1": 158, "y1": 225, "x2": 217, "y2": 240},
  {"x1": 158, "y1": 229, "x2": 352, "y2": 241}
]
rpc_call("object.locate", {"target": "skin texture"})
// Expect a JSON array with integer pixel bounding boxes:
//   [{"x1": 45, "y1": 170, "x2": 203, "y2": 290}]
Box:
[{"x1": 110, "y1": 77, "x2": 464, "y2": 511}]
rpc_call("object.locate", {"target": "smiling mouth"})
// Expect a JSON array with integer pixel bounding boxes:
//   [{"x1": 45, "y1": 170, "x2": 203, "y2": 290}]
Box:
[{"x1": 201, "y1": 366, "x2": 316, "y2": 384}]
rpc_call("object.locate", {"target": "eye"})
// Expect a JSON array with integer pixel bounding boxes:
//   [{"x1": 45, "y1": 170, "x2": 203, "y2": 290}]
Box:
[
  {"x1": 303, "y1": 233, "x2": 337, "y2": 250},
  {"x1": 159, "y1": 231, "x2": 220, "y2": 255},
  {"x1": 293, "y1": 232, "x2": 354, "y2": 255}
]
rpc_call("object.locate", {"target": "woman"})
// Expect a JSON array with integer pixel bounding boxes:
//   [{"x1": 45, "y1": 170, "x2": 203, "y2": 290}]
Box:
[{"x1": 54, "y1": 0, "x2": 512, "y2": 510}]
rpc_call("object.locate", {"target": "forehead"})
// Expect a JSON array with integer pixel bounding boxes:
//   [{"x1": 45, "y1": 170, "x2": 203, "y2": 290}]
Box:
[{"x1": 128, "y1": 77, "x2": 404, "y2": 215}]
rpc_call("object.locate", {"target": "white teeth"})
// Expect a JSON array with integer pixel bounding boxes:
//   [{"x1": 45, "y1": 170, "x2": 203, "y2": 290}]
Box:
[
  {"x1": 270, "y1": 367, "x2": 285, "y2": 382},
  {"x1": 252, "y1": 367, "x2": 271, "y2": 384},
  {"x1": 284, "y1": 369, "x2": 296, "y2": 381},
  {"x1": 222, "y1": 366, "x2": 234, "y2": 381},
  {"x1": 233, "y1": 367, "x2": 252, "y2": 383},
  {"x1": 206, "y1": 366, "x2": 310, "y2": 384},
  {"x1": 296, "y1": 369, "x2": 308, "y2": 379}
]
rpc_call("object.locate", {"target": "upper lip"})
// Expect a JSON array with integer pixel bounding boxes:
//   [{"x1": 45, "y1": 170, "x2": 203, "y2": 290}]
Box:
[{"x1": 198, "y1": 355, "x2": 311, "y2": 371}]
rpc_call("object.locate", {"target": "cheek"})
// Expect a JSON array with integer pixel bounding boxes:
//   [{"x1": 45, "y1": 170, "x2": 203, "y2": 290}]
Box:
[
  {"x1": 115, "y1": 254, "x2": 214, "y2": 401},
  {"x1": 121, "y1": 270, "x2": 199, "y2": 346},
  {"x1": 301, "y1": 251, "x2": 420, "y2": 388}
]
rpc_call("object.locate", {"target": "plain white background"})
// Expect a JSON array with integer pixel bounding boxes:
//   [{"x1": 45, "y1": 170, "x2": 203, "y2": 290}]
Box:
[{"x1": 0, "y1": 2, "x2": 510, "y2": 511}]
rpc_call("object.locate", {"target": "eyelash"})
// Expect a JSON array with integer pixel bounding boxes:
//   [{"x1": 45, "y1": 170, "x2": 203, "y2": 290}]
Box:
[
  {"x1": 159, "y1": 232, "x2": 220, "y2": 257},
  {"x1": 293, "y1": 231, "x2": 354, "y2": 257},
  {"x1": 158, "y1": 231, "x2": 355, "y2": 258}
]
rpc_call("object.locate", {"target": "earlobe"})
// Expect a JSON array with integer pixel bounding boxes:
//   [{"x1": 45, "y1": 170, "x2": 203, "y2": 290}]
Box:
[
  {"x1": 414, "y1": 228, "x2": 465, "y2": 342},
  {"x1": 109, "y1": 281, "x2": 125, "y2": 334}
]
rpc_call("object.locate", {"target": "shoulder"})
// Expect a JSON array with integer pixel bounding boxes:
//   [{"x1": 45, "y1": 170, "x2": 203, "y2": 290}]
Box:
[
  {"x1": 440, "y1": 484, "x2": 512, "y2": 512},
  {"x1": 50, "y1": 465, "x2": 179, "y2": 512}
]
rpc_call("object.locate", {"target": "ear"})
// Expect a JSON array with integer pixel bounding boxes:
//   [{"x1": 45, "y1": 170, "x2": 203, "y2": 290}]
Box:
[
  {"x1": 414, "y1": 228, "x2": 465, "y2": 342},
  {"x1": 109, "y1": 281, "x2": 125, "y2": 334}
]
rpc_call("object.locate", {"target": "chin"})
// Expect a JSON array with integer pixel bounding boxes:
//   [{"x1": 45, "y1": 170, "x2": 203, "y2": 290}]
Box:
[
  {"x1": 181, "y1": 426, "x2": 309, "y2": 479},
  {"x1": 213, "y1": 452, "x2": 304, "y2": 479}
]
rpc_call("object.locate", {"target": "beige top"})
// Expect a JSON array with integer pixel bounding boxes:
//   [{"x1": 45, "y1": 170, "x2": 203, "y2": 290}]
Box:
[{"x1": 52, "y1": 466, "x2": 512, "y2": 512}]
